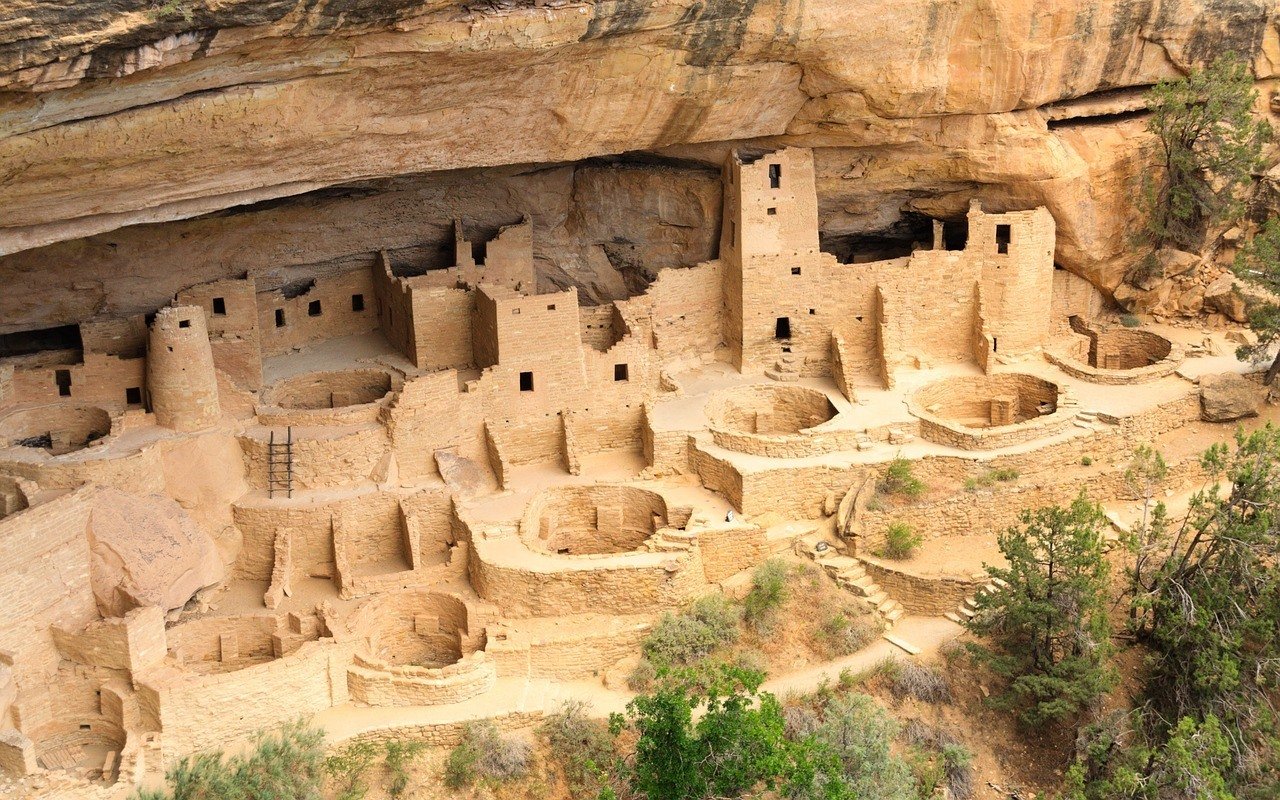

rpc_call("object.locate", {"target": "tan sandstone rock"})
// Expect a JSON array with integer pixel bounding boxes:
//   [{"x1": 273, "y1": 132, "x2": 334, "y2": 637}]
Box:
[
  {"x1": 87, "y1": 489, "x2": 224, "y2": 618},
  {"x1": 1200, "y1": 373, "x2": 1266, "y2": 423}
]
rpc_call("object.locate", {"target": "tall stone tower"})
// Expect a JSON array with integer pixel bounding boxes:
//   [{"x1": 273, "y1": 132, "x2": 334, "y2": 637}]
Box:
[{"x1": 147, "y1": 306, "x2": 221, "y2": 432}]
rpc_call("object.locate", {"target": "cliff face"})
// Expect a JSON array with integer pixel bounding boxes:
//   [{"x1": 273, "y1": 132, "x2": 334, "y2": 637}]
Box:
[{"x1": 0, "y1": 0, "x2": 1277, "y2": 331}]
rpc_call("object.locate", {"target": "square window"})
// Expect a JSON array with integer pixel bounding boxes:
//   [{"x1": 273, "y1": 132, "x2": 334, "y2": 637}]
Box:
[
  {"x1": 519, "y1": 371, "x2": 534, "y2": 392},
  {"x1": 211, "y1": 297, "x2": 226, "y2": 316},
  {"x1": 275, "y1": 309, "x2": 286, "y2": 328},
  {"x1": 808, "y1": 308, "x2": 816, "y2": 315},
  {"x1": 351, "y1": 294, "x2": 365, "y2": 312},
  {"x1": 308, "y1": 300, "x2": 322, "y2": 316},
  {"x1": 125, "y1": 387, "x2": 142, "y2": 405},
  {"x1": 766, "y1": 207, "x2": 777, "y2": 216},
  {"x1": 614, "y1": 363, "x2": 629, "y2": 382},
  {"x1": 791, "y1": 267, "x2": 801, "y2": 276},
  {"x1": 178, "y1": 319, "x2": 191, "y2": 329}
]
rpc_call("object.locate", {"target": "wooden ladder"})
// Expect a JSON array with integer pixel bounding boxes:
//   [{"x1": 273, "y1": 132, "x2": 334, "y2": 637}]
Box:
[{"x1": 267, "y1": 427, "x2": 293, "y2": 499}]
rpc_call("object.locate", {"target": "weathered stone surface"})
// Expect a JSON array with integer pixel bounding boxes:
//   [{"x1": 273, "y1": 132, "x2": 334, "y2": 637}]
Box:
[
  {"x1": 87, "y1": 489, "x2": 224, "y2": 618},
  {"x1": 1200, "y1": 373, "x2": 1266, "y2": 422},
  {"x1": 0, "y1": 0, "x2": 1273, "y2": 302},
  {"x1": 1205, "y1": 275, "x2": 1250, "y2": 322}
]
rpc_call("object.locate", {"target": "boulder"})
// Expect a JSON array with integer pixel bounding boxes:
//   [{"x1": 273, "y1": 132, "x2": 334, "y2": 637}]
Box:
[
  {"x1": 1205, "y1": 287, "x2": 1248, "y2": 323},
  {"x1": 1156, "y1": 247, "x2": 1201, "y2": 279},
  {"x1": 1200, "y1": 373, "x2": 1266, "y2": 423},
  {"x1": 87, "y1": 489, "x2": 224, "y2": 618},
  {"x1": 1177, "y1": 285, "x2": 1205, "y2": 315}
]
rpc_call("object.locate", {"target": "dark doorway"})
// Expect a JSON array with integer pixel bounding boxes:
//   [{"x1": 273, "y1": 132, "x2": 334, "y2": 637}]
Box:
[
  {"x1": 519, "y1": 371, "x2": 534, "y2": 392},
  {"x1": 55, "y1": 369, "x2": 72, "y2": 397},
  {"x1": 769, "y1": 163, "x2": 781, "y2": 189},
  {"x1": 996, "y1": 224, "x2": 1012, "y2": 254},
  {"x1": 775, "y1": 317, "x2": 791, "y2": 339},
  {"x1": 211, "y1": 297, "x2": 227, "y2": 316}
]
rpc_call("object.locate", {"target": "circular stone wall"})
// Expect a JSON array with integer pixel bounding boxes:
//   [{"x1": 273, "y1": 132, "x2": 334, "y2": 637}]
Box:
[
  {"x1": 265, "y1": 368, "x2": 394, "y2": 410},
  {"x1": 909, "y1": 374, "x2": 1074, "y2": 450},
  {"x1": 1047, "y1": 325, "x2": 1182, "y2": 384},
  {"x1": 357, "y1": 591, "x2": 477, "y2": 668},
  {"x1": 706, "y1": 384, "x2": 836, "y2": 435},
  {"x1": 523, "y1": 485, "x2": 668, "y2": 555},
  {"x1": 0, "y1": 404, "x2": 111, "y2": 453},
  {"x1": 33, "y1": 717, "x2": 126, "y2": 782}
]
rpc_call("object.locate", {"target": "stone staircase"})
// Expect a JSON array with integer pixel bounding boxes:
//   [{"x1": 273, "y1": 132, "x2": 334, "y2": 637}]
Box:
[
  {"x1": 765, "y1": 350, "x2": 800, "y2": 381},
  {"x1": 644, "y1": 528, "x2": 698, "y2": 553},
  {"x1": 944, "y1": 575, "x2": 1007, "y2": 625},
  {"x1": 811, "y1": 553, "x2": 905, "y2": 626}
]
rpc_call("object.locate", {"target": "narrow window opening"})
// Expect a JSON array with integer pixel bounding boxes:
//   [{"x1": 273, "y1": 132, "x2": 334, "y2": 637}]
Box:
[
  {"x1": 808, "y1": 308, "x2": 816, "y2": 315},
  {"x1": 55, "y1": 369, "x2": 72, "y2": 397},
  {"x1": 125, "y1": 387, "x2": 142, "y2": 405},
  {"x1": 547, "y1": 304, "x2": 556, "y2": 311},
  {"x1": 993, "y1": 336, "x2": 999, "y2": 353},
  {"x1": 211, "y1": 297, "x2": 226, "y2": 316},
  {"x1": 519, "y1": 371, "x2": 534, "y2": 392},
  {"x1": 855, "y1": 315, "x2": 864, "y2": 322},
  {"x1": 178, "y1": 319, "x2": 191, "y2": 329},
  {"x1": 275, "y1": 309, "x2": 286, "y2": 328},
  {"x1": 996, "y1": 224, "x2": 1011, "y2": 255},
  {"x1": 351, "y1": 294, "x2": 365, "y2": 312},
  {"x1": 766, "y1": 207, "x2": 777, "y2": 216},
  {"x1": 775, "y1": 317, "x2": 791, "y2": 339},
  {"x1": 614, "y1": 363, "x2": 629, "y2": 382},
  {"x1": 768, "y1": 163, "x2": 782, "y2": 189},
  {"x1": 79, "y1": 724, "x2": 91, "y2": 732},
  {"x1": 308, "y1": 300, "x2": 322, "y2": 317},
  {"x1": 791, "y1": 267, "x2": 802, "y2": 276}
]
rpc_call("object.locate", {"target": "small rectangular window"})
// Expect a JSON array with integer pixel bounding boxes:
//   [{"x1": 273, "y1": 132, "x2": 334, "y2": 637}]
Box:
[
  {"x1": 614, "y1": 363, "x2": 629, "y2": 382},
  {"x1": 211, "y1": 297, "x2": 226, "y2": 316},
  {"x1": 766, "y1": 207, "x2": 777, "y2": 216},
  {"x1": 351, "y1": 294, "x2": 365, "y2": 312},
  {"x1": 791, "y1": 267, "x2": 802, "y2": 276},
  {"x1": 125, "y1": 387, "x2": 142, "y2": 405},
  {"x1": 275, "y1": 309, "x2": 286, "y2": 328},
  {"x1": 547, "y1": 304, "x2": 556, "y2": 311},
  {"x1": 519, "y1": 371, "x2": 534, "y2": 392},
  {"x1": 308, "y1": 300, "x2": 322, "y2": 317},
  {"x1": 769, "y1": 163, "x2": 782, "y2": 189},
  {"x1": 178, "y1": 319, "x2": 191, "y2": 329},
  {"x1": 808, "y1": 308, "x2": 816, "y2": 315},
  {"x1": 55, "y1": 369, "x2": 72, "y2": 397},
  {"x1": 996, "y1": 224, "x2": 1011, "y2": 255}
]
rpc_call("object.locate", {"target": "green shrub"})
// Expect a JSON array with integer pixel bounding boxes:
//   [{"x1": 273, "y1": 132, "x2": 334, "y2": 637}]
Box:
[
  {"x1": 743, "y1": 559, "x2": 789, "y2": 633},
  {"x1": 1120, "y1": 313, "x2": 1141, "y2": 328},
  {"x1": 964, "y1": 467, "x2": 1020, "y2": 491},
  {"x1": 539, "y1": 701, "x2": 616, "y2": 794},
  {"x1": 642, "y1": 594, "x2": 740, "y2": 667},
  {"x1": 817, "y1": 611, "x2": 876, "y2": 657},
  {"x1": 138, "y1": 719, "x2": 326, "y2": 800},
  {"x1": 383, "y1": 740, "x2": 425, "y2": 798},
  {"x1": 941, "y1": 744, "x2": 975, "y2": 800},
  {"x1": 1081, "y1": 456, "x2": 1094, "y2": 466},
  {"x1": 444, "y1": 721, "x2": 530, "y2": 788},
  {"x1": 324, "y1": 741, "x2": 379, "y2": 800},
  {"x1": 879, "y1": 457, "x2": 925, "y2": 499},
  {"x1": 876, "y1": 522, "x2": 921, "y2": 560},
  {"x1": 627, "y1": 658, "x2": 658, "y2": 691}
]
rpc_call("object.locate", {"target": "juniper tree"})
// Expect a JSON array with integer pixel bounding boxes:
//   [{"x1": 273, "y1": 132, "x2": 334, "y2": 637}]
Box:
[
  {"x1": 1231, "y1": 217, "x2": 1280, "y2": 383},
  {"x1": 966, "y1": 493, "x2": 1116, "y2": 726},
  {"x1": 1144, "y1": 54, "x2": 1268, "y2": 252}
]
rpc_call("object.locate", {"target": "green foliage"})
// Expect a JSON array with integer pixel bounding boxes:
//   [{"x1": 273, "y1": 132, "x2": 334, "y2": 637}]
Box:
[
  {"x1": 153, "y1": 0, "x2": 194, "y2": 22},
  {"x1": 795, "y1": 693, "x2": 916, "y2": 800},
  {"x1": 1119, "y1": 314, "x2": 1142, "y2": 328},
  {"x1": 1081, "y1": 456, "x2": 1094, "y2": 466},
  {"x1": 1062, "y1": 712, "x2": 1237, "y2": 800},
  {"x1": 879, "y1": 457, "x2": 925, "y2": 499},
  {"x1": 1232, "y1": 218, "x2": 1280, "y2": 381},
  {"x1": 443, "y1": 721, "x2": 530, "y2": 789},
  {"x1": 966, "y1": 493, "x2": 1116, "y2": 726},
  {"x1": 1143, "y1": 54, "x2": 1269, "y2": 251},
  {"x1": 1122, "y1": 425, "x2": 1280, "y2": 779},
  {"x1": 876, "y1": 522, "x2": 921, "y2": 560},
  {"x1": 964, "y1": 467, "x2": 1020, "y2": 492},
  {"x1": 324, "y1": 741, "x2": 379, "y2": 800},
  {"x1": 540, "y1": 700, "x2": 617, "y2": 796},
  {"x1": 642, "y1": 594, "x2": 741, "y2": 668},
  {"x1": 627, "y1": 657, "x2": 658, "y2": 691},
  {"x1": 135, "y1": 719, "x2": 326, "y2": 800},
  {"x1": 743, "y1": 559, "x2": 790, "y2": 633},
  {"x1": 613, "y1": 663, "x2": 818, "y2": 800},
  {"x1": 382, "y1": 740, "x2": 425, "y2": 798},
  {"x1": 902, "y1": 721, "x2": 973, "y2": 800}
]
